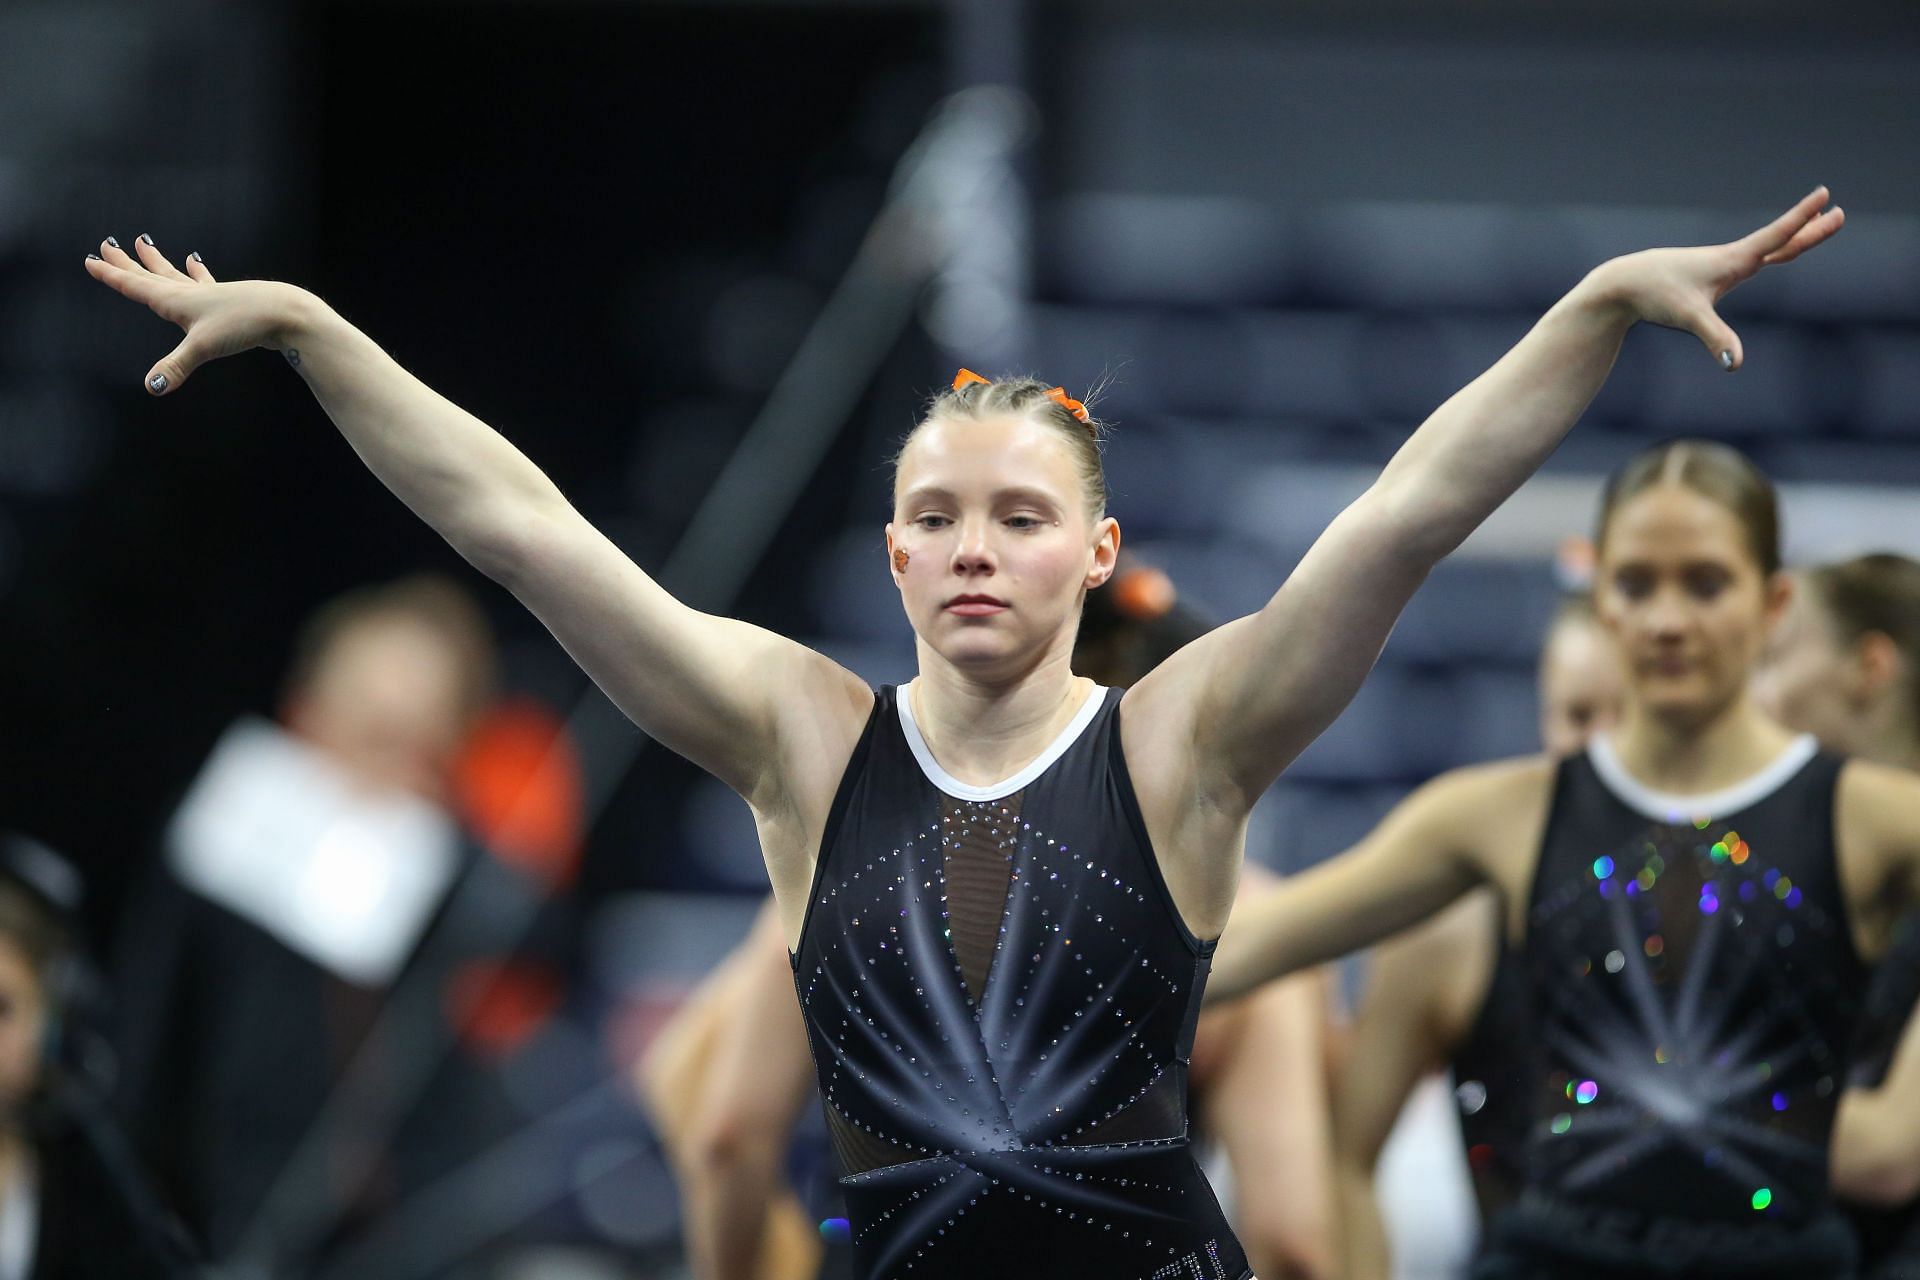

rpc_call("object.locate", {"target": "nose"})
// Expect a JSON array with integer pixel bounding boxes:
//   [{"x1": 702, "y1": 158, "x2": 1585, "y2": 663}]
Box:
[
  {"x1": 951, "y1": 518, "x2": 996, "y2": 577},
  {"x1": 1643, "y1": 586, "x2": 1691, "y2": 640}
]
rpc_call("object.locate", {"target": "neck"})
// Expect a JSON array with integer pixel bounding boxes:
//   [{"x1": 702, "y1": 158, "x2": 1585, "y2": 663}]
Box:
[
  {"x1": 907, "y1": 642, "x2": 1092, "y2": 786},
  {"x1": 1608, "y1": 692, "x2": 1798, "y2": 794}
]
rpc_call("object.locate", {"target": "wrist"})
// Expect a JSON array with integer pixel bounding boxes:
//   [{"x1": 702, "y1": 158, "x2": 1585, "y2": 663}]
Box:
[
  {"x1": 266, "y1": 285, "x2": 335, "y2": 352},
  {"x1": 1571, "y1": 258, "x2": 1641, "y2": 327}
]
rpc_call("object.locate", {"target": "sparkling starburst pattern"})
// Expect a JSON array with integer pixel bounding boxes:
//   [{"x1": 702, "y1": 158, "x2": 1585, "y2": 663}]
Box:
[
  {"x1": 789, "y1": 689, "x2": 1248, "y2": 1279},
  {"x1": 1526, "y1": 814, "x2": 1862, "y2": 1226}
]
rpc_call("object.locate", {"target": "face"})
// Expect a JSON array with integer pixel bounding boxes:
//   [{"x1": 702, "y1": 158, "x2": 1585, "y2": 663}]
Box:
[
  {"x1": 889, "y1": 414, "x2": 1118, "y2": 677},
  {"x1": 1538, "y1": 617, "x2": 1625, "y2": 757},
  {"x1": 285, "y1": 617, "x2": 471, "y2": 802},
  {"x1": 0, "y1": 939, "x2": 47, "y2": 1119},
  {"x1": 1595, "y1": 485, "x2": 1784, "y2": 726},
  {"x1": 1754, "y1": 577, "x2": 1870, "y2": 754}
]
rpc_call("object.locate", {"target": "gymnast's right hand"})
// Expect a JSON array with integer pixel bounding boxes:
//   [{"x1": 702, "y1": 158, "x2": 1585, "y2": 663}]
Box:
[{"x1": 84, "y1": 234, "x2": 308, "y2": 396}]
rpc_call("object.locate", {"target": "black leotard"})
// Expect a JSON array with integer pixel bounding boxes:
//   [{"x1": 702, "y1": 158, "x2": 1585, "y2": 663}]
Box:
[
  {"x1": 1476, "y1": 735, "x2": 1867, "y2": 1280},
  {"x1": 1847, "y1": 913, "x2": 1920, "y2": 1280},
  {"x1": 790, "y1": 685, "x2": 1249, "y2": 1280}
]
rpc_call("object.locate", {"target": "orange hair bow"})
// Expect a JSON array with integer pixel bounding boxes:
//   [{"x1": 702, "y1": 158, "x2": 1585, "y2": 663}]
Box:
[
  {"x1": 1045, "y1": 386, "x2": 1091, "y2": 424},
  {"x1": 949, "y1": 368, "x2": 1092, "y2": 426}
]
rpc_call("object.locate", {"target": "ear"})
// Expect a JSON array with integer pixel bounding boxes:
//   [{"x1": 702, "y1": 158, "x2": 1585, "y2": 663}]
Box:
[
  {"x1": 885, "y1": 523, "x2": 904, "y2": 586},
  {"x1": 1085, "y1": 516, "x2": 1121, "y2": 590},
  {"x1": 1761, "y1": 569, "x2": 1795, "y2": 636},
  {"x1": 1857, "y1": 630, "x2": 1904, "y2": 701}
]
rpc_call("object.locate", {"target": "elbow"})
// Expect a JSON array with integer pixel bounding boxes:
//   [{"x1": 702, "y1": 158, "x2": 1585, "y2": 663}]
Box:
[
  {"x1": 462, "y1": 499, "x2": 565, "y2": 590},
  {"x1": 686, "y1": 1108, "x2": 787, "y2": 1183}
]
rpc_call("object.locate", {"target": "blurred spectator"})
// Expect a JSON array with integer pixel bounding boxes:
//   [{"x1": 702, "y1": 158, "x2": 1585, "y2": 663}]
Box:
[
  {"x1": 0, "y1": 833, "x2": 195, "y2": 1279},
  {"x1": 111, "y1": 575, "x2": 570, "y2": 1274}
]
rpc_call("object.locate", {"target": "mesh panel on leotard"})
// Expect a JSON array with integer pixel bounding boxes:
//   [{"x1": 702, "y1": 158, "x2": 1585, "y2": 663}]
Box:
[{"x1": 790, "y1": 685, "x2": 1250, "y2": 1280}]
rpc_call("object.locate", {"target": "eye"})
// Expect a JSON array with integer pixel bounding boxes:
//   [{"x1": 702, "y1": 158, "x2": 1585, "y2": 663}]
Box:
[
  {"x1": 1684, "y1": 567, "x2": 1732, "y2": 600},
  {"x1": 1612, "y1": 568, "x2": 1654, "y2": 600},
  {"x1": 1005, "y1": 515, "x2": 1043, "y2": 531},
  {"x1": 914, "y1": 515, "x2": 951, "y2": 530}
]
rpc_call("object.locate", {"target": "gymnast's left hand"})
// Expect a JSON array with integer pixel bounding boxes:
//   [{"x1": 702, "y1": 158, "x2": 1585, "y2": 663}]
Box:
[
  {"x1": 83, "y1": 234, "x2": 313, "y2": 395},
  {"x1": 1585, "y1": 185, "x2": 1844, "y2": 372}
]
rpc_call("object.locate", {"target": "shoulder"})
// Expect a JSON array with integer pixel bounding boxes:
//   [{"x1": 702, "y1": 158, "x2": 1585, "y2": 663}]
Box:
[
  {"x1": 1835, "y1": 757, "x2": 1920, "y2": 852},
  {"x1": 1837, "y1": 756, "x2": 1920, "y2": 809}
]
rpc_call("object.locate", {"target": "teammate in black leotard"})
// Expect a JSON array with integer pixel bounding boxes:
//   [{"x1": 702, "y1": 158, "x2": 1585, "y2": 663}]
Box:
[
  {"x1": 1214, "y1": 442, "x2": 1920, "y2": 1280},
  {"x1": 83, "y1": 187, "x2": 1844, "y2": 1280},
  {"x1": 1758, "y1": 554, "x2": 1920, "y2": 1280},
  {"x1": 1334, "y1": 594, "x2": 1623, "y2": 1278}
]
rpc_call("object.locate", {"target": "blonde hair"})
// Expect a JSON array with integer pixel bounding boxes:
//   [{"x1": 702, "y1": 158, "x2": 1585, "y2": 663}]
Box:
[{"x1": 895, "y1": 373, "x2": 1110, "y2": 521}]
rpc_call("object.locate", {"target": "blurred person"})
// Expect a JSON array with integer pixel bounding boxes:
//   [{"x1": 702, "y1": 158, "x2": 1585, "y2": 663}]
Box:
[
  {"x1": 1757, "y1": 554, "x2": 1920, "y2": 1279},
  {"x1": 1332, "y1": 594, "x2": 1624, "y2": 1280},
  {"x1": 1214, "y1": 439, "x2": 1920, "y2": 1280},
  {"x1": 0, "y1": 835, "x2": 195, "y2": 1279},
  {"x1": 86, "y1": 185, "x2": 1839, "y2": 1278},
  {"x1": 112, "y1": 575, "x2": 540, "y2": 1270},
  {"x1": 639, "y1": 561, "x2": 1338, "y2": 1280}
]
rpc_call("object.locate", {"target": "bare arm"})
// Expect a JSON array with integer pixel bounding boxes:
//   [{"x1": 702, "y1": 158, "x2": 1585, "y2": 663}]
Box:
[
  {"x1": 83, "y1": 239, "x2": 869, "y2": 803},
  {"x1": 1127, "y1": 189, "x2": 1845, "y2": 814},
  {"x1": 1195, "y1": 870, "x2": 1339, "y2": 1280},
  {"x1": 1833, "y1": 1001, "x2": 1920, "y2": 1209},
  {"x1": 637, "y1": 902, "x2": 823, "y2": 1280},
  {"x1": 1328, "y1": 896, "x2": 1497, "y2": 1280},
  {"x1": 1207, "y1": 759, "x2": 1548, "y2": 1005}
]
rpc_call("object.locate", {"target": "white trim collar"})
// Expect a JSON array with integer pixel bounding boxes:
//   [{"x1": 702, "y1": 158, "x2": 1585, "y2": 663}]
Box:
[
  {"x1": 896, "y1": 681, "x2": 1108, "y2": 802},
  {"x1": 1586, "y1": 731, "x2": 1820, "y2": 823}
]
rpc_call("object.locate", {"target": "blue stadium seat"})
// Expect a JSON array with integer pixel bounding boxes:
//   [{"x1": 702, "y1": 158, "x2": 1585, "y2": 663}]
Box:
[
  {"x1": 1383, "y1": 562, "x2": 1563, "y2": 666},
  {"x1": 1849, "y1": 329, "x2": 1920, "y2": 438}
]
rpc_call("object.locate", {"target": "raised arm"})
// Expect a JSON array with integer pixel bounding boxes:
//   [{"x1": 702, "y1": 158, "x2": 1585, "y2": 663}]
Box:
[
  {"x1": 1126, "y1": 188, "x2": 1844, "y2": 810},
  {"x1": 82, "y1": 239, "x2": 870, "y2": 806}
]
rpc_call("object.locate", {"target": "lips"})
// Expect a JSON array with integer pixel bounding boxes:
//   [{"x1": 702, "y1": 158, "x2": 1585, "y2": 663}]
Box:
[{"x1": 944, "y1": 593, "x2": 1008, "y2": 616}]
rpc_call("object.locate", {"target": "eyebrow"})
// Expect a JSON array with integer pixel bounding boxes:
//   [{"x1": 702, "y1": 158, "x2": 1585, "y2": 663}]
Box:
[{"x1": 898, "y1": 485, "x2": 1065, "y2": 510}]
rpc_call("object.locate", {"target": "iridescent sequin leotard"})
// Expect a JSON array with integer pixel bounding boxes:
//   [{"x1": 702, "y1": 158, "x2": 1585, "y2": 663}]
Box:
[
  {"x1": 790, "y1": 685, "x2": 1250, "y2": 1280},
  {"x1": 1478, "y1": 735, "x2": 1867, "y2": 1279}
]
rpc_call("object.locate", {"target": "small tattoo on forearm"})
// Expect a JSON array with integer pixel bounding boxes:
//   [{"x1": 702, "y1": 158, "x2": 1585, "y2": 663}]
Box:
[{"x1": 284, "y1": 348, "x2": 302, "y2": 369}]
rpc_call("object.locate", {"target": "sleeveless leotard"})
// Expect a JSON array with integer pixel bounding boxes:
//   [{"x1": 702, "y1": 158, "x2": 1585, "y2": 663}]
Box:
[
  {"x1": 790, "y1": 685, "x2": 1250, "y2": 1280},
  {"x1": 1476, "y1": 736, "x2": 1866, "y2": 1279}
]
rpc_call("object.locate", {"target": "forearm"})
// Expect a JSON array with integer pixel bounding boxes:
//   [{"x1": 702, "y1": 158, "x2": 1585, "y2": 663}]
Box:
[
  {"x1": 1208, "y1": 858, "x2": 1467, "y2": 1006},
  {"x1": 1336, "y1": 1161, "x2": 1391, "y2": 1280},
  {"x1": 1372, "y1": 268, "x2": 1635, "y2": 564},
  {"x1": 278, "y1": 290, "x2": 567, "y2": 579}
]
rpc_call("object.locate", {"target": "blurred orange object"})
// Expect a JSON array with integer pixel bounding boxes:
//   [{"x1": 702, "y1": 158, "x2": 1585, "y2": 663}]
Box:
[{"x1": 454, "y1": 697, "x2": 585, "y2": 889}]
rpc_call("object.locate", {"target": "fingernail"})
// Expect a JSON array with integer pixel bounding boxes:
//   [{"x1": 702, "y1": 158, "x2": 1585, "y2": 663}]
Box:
[
  {"x1": 139, "y1": 233, "x2": 155, "y2": 247},
  {"x1": 188, "y1": 251, "x2": 203, "y2": 264},
  {"x1": 148, "y1": 374, "x2": 168, "y2": 394},
  {"x1": 86, "y1": 252, "x2": 102, "y2": 262},
  {"x1": 106, "y1": 236, "x2": 120, "y2": 249},
  {"x1": 1719, "y1": 351, "x2": 1734, "y2": 371}
]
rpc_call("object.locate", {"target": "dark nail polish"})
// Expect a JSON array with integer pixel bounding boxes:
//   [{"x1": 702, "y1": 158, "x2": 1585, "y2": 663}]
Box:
[
  {"x1": 188, "y1": 252, "x2": 203, "y2": 264},
  {"x1": 106, "y1": 236, "x2": 121, "y2": 249},
  {"x1": 148, "y1": 374, "x2": 168, "y2": 394},
  {"x1": 86, "y1": 253, "x2": 102, "y2": 262},
  {"x1": 1718, "y1": 351, "x2": 1734, "y2": 371},
  {"x1": 139, "y1": 233, "x2": 155, "y2": 247}
]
